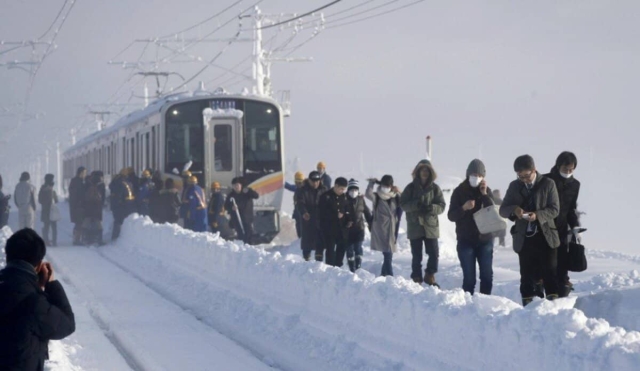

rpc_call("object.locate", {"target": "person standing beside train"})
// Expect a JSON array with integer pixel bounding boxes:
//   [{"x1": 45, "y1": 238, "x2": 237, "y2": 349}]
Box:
[
  {"x1": 68, "y1": 167, "x2": 87, "y2": 245},
  {"x1": 109, "y1": 168, "x2": 136, "y2": 240},
  {"x1": 225, "y1": 177, "x2": 259, "y2": 244},
  {"x1": 296, "y1": 171, "x2": 327, "y2": 261},
  {"x1": 14, "y1": 171, "x2": 37, "y2": 230}
]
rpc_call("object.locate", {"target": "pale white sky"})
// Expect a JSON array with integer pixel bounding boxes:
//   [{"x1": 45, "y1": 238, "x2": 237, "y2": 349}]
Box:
[{"x1": 1, "y1": 0, "x2": 638, "y2": 252}]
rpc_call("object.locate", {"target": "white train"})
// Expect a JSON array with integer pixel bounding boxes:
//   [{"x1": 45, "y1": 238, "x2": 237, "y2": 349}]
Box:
[{"x1": 63, "y1": 90, "x2": 285, "y2": 243}]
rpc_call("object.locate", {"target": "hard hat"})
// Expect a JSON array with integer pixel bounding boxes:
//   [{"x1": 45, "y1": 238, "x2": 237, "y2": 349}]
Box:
[
  {"x1": 294, "y1": 171, "x2": 305, "y2": 182},
  {"x1": 187, "y1": 175, "x2": 198, "y2": 185},
  {"x1": 182, "y1": 170, "x2": 192, "y2": 178},
  {"x1": 120, "y1": 167, "x2": 133, "y2": 176},
  {"x1": 317, "y1": 161, "x2": 326, "y2": 169},
  {"x1": 141, "y1": 170, "x2": 151, "y2": 179},
  {"x1": 211, "y1": 181, "x2": 221, "y2": 189}
]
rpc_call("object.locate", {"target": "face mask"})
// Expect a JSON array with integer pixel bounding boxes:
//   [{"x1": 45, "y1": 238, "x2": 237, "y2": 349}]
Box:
[
  {"x1": 469, "y1": 176, "x2": 483, "y2": 188},
  {"x1": 560, "y1": 172, "x2": 573, "y2": 179},
  {"x1": 349, "y1": 190, "x2": 359, "y2": 198},
  {"x1": 380, "y1": 186, "x2": 391, "y2": 194}
]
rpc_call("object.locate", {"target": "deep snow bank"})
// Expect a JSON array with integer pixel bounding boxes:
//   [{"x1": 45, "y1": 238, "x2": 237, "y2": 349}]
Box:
[{"x1": 107, "y1": 215, "x2": 640, "y2": 371}]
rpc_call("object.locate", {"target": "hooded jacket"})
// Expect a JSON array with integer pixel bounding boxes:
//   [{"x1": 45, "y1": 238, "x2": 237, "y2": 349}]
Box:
[
  {"x1": 544, "y1": 166, "x2": 580, "y2": 242},
  {"x1": 14, "y1": 181, "x2": 36, "y2": 212},
  {"x1": 400, "y1": 160, "x2": 446, "y2": 240}
]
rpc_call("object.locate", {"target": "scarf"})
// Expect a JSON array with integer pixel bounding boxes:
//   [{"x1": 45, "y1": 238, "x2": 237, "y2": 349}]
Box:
[{"x1": 376, "y1": 189, "x2": 397, "y2": 201}]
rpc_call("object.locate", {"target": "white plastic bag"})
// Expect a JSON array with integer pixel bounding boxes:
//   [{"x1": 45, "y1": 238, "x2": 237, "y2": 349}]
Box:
[
  {"x1": 49, "y1": 203, "x2": 61, "y2": 222},
  {"x1": 473, "y1": 205, "x2": 507, "y2": 234}
]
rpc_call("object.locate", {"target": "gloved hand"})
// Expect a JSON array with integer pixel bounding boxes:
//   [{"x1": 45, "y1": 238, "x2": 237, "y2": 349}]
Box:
[
  {"x1": 572, "y1": 227, "x2": 582, "y2": 244},
  {"x1": 419, "y1": 203, "x2": 432, "y2": 214}
]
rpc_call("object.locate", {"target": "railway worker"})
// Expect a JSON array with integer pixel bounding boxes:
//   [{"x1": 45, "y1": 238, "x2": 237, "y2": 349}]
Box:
[
  {"x1": 318, "y1": 177, "x2": 351, "y2": 266},
  {"x1": 400, "y1": 160, "x2": 446, "y2": 287},
  {"x1": 224, "y1": 177, "x2": 259, "y2": 244},
  {"x1": 296, "y1": 171, "x2": 327, "y2": 261},
  {"x1": 14, "y1": 171, "x2": 37, "y2": 230},
  {"x1": 544, "y1": 151, "x2": 582, "y2": 298},
  {"x1": 69, "y1": 166, "x2": 87, "y2": 245},
  {"x1": 365, "y1": 175, "x2": 403, "y2": 277},
  {"x1": 208, "y1": 182, "x2": 225, "y2": 234},
  {"x1": 499, "y1": 155, "x2": 561, "y2": 306},
  {"x1": 149, "y1": 170, "x2": 164, "y2": 223},
  {"x1": 109, "y1": 167, "x2": 136, "y2": 240},
  {"x1": 157, "y1": 178, "x2": 181, "y2": 224},
  {"x1": 343, "y1": 179, "x2": 372, "y2": 272},
  {"x1": 447, "y1": 159, "x2": 496, "y2": 295},
  {"x1": 180, "y1": 170, "x2": 192, "y2": 229},
  {"x1": 83, "y1": 172, "x2": 105, "y2": 245},
  {"x1": 0, "y1": 174, "x2": 10, "y2": 229},
  {"x1": 285, "y1": 171, "x2": 305, "y2": 238},
  {"x1": 316, "y1": 162, "x2": 332, "y2": 189},
  {"x1": 136, "y1": 170, "x2": 154, "y2": 217},
  {"x1": 0, "y1": 229, "x2": 75, "y2": 371},
  {"x1": 38, "y1": 174, "x2": 59, "y2": 247},
  {"x1": 184, "y1": 175, "x2": 207, "y2": 233}
]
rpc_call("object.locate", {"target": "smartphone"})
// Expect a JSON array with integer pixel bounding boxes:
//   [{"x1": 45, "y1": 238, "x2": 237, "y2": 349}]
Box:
[{"x1": 522, "y1": 213, "x2": 531, "y2": 220}]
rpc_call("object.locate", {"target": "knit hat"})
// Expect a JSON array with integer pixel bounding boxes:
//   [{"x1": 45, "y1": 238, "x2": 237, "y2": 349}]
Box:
[
  {"x1": 294, "y1": 171, "x2": 305, "y2": 182},
  {"x1": 466, "y1": 159, "x2": 486, "y2": 178},
  {"x1": 347, "y1": 178, "x2": 359, "y2": 190}
]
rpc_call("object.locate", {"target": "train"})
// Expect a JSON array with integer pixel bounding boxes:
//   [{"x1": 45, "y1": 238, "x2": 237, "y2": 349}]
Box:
[{"x1": 63, "y1": 90, "x2": 285, "y2": 243}]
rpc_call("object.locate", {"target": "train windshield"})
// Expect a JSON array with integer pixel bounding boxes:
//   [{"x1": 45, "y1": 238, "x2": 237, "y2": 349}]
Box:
[
  {"x1": 243, "y1": 100, "x2": 281, "y2": 176},
  {"x1": 165, "y1": 101, "x2": 205, "y2": 174}
]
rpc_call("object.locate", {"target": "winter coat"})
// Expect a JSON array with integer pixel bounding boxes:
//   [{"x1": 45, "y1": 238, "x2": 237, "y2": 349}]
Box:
[
  {"x1": 346, "y1": 195, "x2": 372, "y2": 243},
  {"x1": 447, "y1": 180, "x2": 495, "y2": 244},
  {"x1": 0, "y1": 261, "x2": 75, "y2": 371},
  {"x1": 400, "y1": 178, "x2": 446, "y2": 240},
  {"x1": 544, "y1": 167, "x2": 580, "y2": 242},
  {"x1": 366, "y1": 180, "x2": 402, "y2": 253},
  {"x1": 38, "y1": 185, "x2": 58, "y2": 223},
  {"x1": 499, "y1": 172, "x2": 560, "y2": 253},
  {"x1": 318, "y1": 189, "x2": 351, "y2": 242},
  {"x1": 296, "y1": 182, "x2": 328, "y2": 251},
  {"x1": 320, "y1": 173, "x2": 332, "y2": 189},
  {"x1": 83, "y1": 182, "x2": 104, "y2": 221},
  {"x1": 68, "y1": 176, "x2": 85, "y2": 224},
  {"x1": 109, "y1": 175, "x2": 136, "y2": 220},
  {"x1": 186, "y1": 185, "x2": 208, "y2": 232},
  {"x1": 157, "y1": 189, "x2": 181, "y2": 224},
  {"x1": 136, "y1": 179, "x2": 154, "y2": 216},
  {"x1": 208, "y1": 191, "x2": 226, "y2": 226},
  {"x1": 14, "y1": 181, "x2": 36, "y2": 213},
  {"x1": 224, "y1": 188, "x2": 259, "y2": 232},
  {"x1": 0, "y1": 191, "x2": 9, "y2": 228}
]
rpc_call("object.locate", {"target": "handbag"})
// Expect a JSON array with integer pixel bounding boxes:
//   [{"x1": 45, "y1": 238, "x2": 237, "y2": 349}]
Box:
[
  {"x1": 473, "y1": 205, "x2": 507, "y2": 234},
  {"x1": 568, "y1": 241, "x2": 587, "y2": 272},
  {"x1": 49, "y1": 203, "x2": 61, "y2": 222}
]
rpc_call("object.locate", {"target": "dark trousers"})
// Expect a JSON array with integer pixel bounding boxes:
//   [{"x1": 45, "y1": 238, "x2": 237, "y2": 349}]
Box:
[
  {"x1": 319, "y1": 235, "x2": 341, "y2": 266},
  {"x1": 381, "y1": 252, "x2": 393, "y2": 276},
  {"x1": 335, "y1": 241, "x2": 349, "y2": 268},
  {"x1": 457, "y1": 240, "x2": 494, "y2": 295},
  {"x1": 518, "y1": 231, "x2": 559, "y2": 300},
  {"x1": 410, "y1": 237, "x2": 439, "y2": 280},
  {"x1": 236, "y1": 222, "x2": 254, "y2": 244},
  {"x1": 112, "y1": 215, "x2": 124, "y2": 241},
  {"x1": 345, "y1": 240, "x2": 364, "y2": 271},
  {"x1": 73, "y1": 222, "x2": 83, "y2": 244},
  {"x1": 293, "y1": 211, "x2": 302, "y2": 238},
  {"x1": 42, "y1": 221, "x2": 58, "y2": 245}
]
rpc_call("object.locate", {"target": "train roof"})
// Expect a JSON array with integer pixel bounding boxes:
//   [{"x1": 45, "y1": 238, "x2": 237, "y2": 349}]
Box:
[{"x1": 65, "y1": 90, "x2": 280, "y2": 154}]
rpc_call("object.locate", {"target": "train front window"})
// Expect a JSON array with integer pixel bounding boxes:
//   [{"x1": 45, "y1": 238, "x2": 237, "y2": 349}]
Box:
[
  {"x1": 165, "y1": 101, "x2": 205, "y2": 173},
  {"x1": 243, "y1": 101, "x2": 281, "y2": 174}
]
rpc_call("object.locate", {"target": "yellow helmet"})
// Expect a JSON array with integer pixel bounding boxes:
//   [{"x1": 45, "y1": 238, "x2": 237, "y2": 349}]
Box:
[
  {"x1": 187, "y1": 175, "x2": 198, "y2": 185},
  {"x1": 211, "y1": 181, "x2": 221, "y2": 189},
  {"x1": 141, "y1": 170, "x2": 151, "y2": 179},
  {"x1": 294, "y1": 171, "x2": 305, "y2": 182},
  {"x1": 317, "y1": 161, "x2": 326, "y2": 170},
  {"x1": 120, "y1": 167, "x2": 134, "y2": 176},
  {"x1": 182, "y1": 170, "x2": 192, "y2": 178}
]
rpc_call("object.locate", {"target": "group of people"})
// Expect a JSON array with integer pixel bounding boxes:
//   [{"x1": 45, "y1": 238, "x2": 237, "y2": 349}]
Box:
[{"x1": 286, "y1": 152, "x2": 582, "y2": 306}]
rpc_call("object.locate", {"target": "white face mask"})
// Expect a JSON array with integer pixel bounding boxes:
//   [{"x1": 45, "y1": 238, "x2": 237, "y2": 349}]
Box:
[
  {"x1": 560, "y1": 172, "x2": 573, "y2": 179},
  {"x1": 469, "y1": 176, "x2": 483, "y2": 188},
  {"x1": 380, "y1": 186, "x2": 391, "y2": 194},
  {"x1": 348, "y1": 190, "x2": 359, "y2": 198}
]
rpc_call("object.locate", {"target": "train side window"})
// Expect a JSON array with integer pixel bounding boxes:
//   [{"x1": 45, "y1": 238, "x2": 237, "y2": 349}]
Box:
[
  {"x1": 214, "y1": 124, "x2": 232, "y2": 172},
  {"x1": 151, "y1": 127, "x2": 156, "y2": 170},
  {"x1": 145, "y1": 132, "x2": 150, "y2": 171}
]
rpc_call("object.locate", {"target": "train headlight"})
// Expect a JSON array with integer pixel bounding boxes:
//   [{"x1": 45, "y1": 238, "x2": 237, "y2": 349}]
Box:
[
  {"x1": 266, "y1": 109, "x2": 272, "y2": 114},
  {"x1": 172, "y1": 110, "x2": 179, "y2": 116}
]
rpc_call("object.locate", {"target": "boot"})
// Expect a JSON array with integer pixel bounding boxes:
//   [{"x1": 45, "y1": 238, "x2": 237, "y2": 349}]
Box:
[
  {"x1": 424, "y1": 273, "x2": 440, "y2": 288},
  {"x1": 355, "y1": 255, "x2": 362, "y2": 270},
  {"x1": 533, "y1": 280, "x2": 545, "y2": 298},
  {"x1": 546, "y1": 294, "x2": 559, "y2": 301},
  {"x1": 522, "y1": 297, "x2": 534, "y2": 306},
  {"x1": 347, "y1": 260, "x2": 356, "y2": 273},
  {"x1": 411, "y1": 276, "x2": 423, "y2": 284}
]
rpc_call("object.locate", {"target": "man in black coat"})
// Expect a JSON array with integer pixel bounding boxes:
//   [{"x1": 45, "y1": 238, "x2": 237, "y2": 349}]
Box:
[
  {"x1": 318, "y1": 177, "x2": 352, "y2": 266},
  {"x1": 109, "y1": 168, "x2": 136, "y2": 241},
  {"x1": 544, "y1": 151, "x2": 581, "y2": 297},
  {"x1": 0, "y1": 229, "x2": 75, "y2": 371},
  {"x1": 296, "y1": 171, "x2": 328, "y2": 261},
  {"x1": 224, "y1": 177, "x2": 259, "y2": 244},
  {"x1": 68, "y1": 166, "x2": 87, "y2": 245}
]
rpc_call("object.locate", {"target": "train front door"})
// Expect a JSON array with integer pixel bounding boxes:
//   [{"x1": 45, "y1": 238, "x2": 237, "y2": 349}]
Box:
[{"x1": 203, "y1": 110, "x2": 244, "y2": 192}]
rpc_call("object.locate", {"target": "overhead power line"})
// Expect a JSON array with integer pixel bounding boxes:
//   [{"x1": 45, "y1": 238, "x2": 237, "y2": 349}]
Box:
[
  {"x1": 249, "y1": 0, "x2": 342, "y2": 30},
  {"x1": 158, "y1": 0, "x2": 245, "y2": 39},
  {"x1": 37, "y1": 0, "x2": 70, "y2": 40},
  {"x1": 326, "y1": 0, "x2": 425, "y2": 29}
]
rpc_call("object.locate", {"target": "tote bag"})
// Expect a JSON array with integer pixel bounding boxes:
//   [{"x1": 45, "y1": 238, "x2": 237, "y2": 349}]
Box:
[
  {"x1": 473, "y1": 205, "x2": 507, "y2": 235},
  {"x1": 49, "y1": 203, "x2": 61, "y2": 222}
]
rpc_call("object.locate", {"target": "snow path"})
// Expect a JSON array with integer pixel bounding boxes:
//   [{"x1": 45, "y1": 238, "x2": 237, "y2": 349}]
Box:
[{"x1": 47, "y1": 246, "x2": 273, "y2": 371}]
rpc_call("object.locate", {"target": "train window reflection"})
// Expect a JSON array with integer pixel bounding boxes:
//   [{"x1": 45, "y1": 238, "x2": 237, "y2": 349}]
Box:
[
  {"x1": 214, "y1": 125, "x2": 232, "y2": 172},
  {"x1": 165, "y1": 102, "x2": 204, "y2": 173}
]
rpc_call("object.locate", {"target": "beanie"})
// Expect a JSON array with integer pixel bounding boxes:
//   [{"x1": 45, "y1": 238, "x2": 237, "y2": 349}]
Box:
[{"x1": 466, "y1": 159, "x2": 486, "y2": 178}]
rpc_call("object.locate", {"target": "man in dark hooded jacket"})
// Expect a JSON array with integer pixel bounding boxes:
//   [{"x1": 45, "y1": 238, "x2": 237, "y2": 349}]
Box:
[
  {"x1": 68, "y1": 167, "x2": 86, "y2": 245},
  {"x1": 0, "y1": 229, "x2": 75, "y2": 370},
  {"x1": 224, "y1": 177, "x2": 259, "y2": 244}
]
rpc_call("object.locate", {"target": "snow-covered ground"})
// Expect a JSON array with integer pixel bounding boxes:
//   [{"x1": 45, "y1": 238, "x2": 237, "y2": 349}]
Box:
[{"x1": 2, "y1": 196, "x2": 640, "y2": 370}]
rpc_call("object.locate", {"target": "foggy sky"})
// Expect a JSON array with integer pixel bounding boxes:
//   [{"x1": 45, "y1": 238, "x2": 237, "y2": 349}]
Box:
[{"x1": 1, "y1": 0, "x2": 639, "y2": 252}]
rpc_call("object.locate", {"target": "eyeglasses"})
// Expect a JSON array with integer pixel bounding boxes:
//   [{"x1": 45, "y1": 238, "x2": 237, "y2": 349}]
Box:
[{"x1": 517, "y1": 172, "x2": 534, "y2": 181}]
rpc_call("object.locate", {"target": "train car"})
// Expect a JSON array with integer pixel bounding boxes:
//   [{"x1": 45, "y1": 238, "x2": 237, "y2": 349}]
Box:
[{"x1": 63, "y1": 90, "x2": 285, "y2": 243}]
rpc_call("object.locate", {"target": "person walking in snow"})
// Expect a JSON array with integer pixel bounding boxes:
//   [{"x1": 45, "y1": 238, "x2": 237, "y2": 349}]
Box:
[
  {"x1": 400, "y1": 160, "x2": 446, "y2": 287},
  {"x1": 109, "y1": 168, "x2": 136, "y2": 240},
  {"x1": 179, "y1": 170, "x2": 193, "y2": 228},
  {"x1": 148, "y1": 170, "x2": 164, "y2": 223},
  {"x1": 544, "y1": 151, "x2": 582, "y2": 297},
  {"x1": 296, "y1": 171, "x2": 327, "y2": 261},
  {"x1": 184, "y1": 175, "x2": 208, "y2": 233},
  {"x1": 342, "y1": 179, "x2": 372, "y2": 272},
  {"x1": 38, "y1": 174, "x2": 59, "y2": 247},
  {"x1": 492, "y1": 189, "x2": 507, "y2": 247},
  {"x1": 499, "y1": 155, "x2": 561, "y2": 305},
  {"x1": 317, "y1": 161, "x2": 332, "y2": 189},
  {"x1": 157, "y1": 178, "x2": 181, "y2": 224},
  {"x1": 224, "y1": 177, "x2": 259, "y2": 244},
  {"x1": 136, "y1": 170, "x2": 154, "y2": 217},
  {"x1": 318, "y1": 177, "x2": 351, "y2": 266},
  {"x1": 285, "y1": 171, "x2": 305, "y2": 238},
  {"x1": 448, "y1": 160, "x2": 496, "y2": 295},
  {"x1": 14, "y1": 171, "x2": 37, "y2": 230},
  {"x1": 83, "y1": 172, "x2": 105, "y2": 245},
  {"x1": 0, "y1": 229, "x2": 75, "y2": 370},
  {"x1": 208, "y1": 182, "x2": 226, "y2": 235},
  {"x1": 0, "y1": 174, "x2": 11, "y2": 229},
  {"x1": 68, "y1": 166, "x2": 87, "y2": 245},
  {"x1": 366, "y1": 175, "x2": 402, "y2": 277}
]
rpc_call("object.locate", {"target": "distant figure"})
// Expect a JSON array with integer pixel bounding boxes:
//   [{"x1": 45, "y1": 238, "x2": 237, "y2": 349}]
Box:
[
  {"x1": 109, "y1": 168, "x2": 136, "y2": 240},
  {"x1": 157, "y1": 178, "x2": 181, "y2": 224},
  {"x1": 296, "y1": 171, "x2": 327, "y2": 260},
  {"x1": 317, "y1": 161, "x2": 332, "y2": 189},
  {"x1": 225, "y1": 177, "x2": 259, "y2": 244},
  {"x1": 208, "y1": 182, "x2": 225, "y2": 234},
  {"x1": 149, "y1": 170, "x2": 164, "y2": 223},
  {"x1": 0, "y1": 228, "x2": 75, "y2": 370},
  {"x1": 184, "y1": 175, "x2": 207, "y2": 233},
  {"x1": 0, "y1": 174, "x2": 11, "y2": 229},
  {"x1": 14, "y1": 171, "x2": 37, "y2": 230},
  {"x1": 492, "y1": 189, "x2": 506, "y2": 247},
  {"x1": 344, "y1": 179, "x2": 372, "y2": 272},
  {"x1": 83, "y1": 172, "x2": 104, "y2": 245},
  {"x1": 68, "y1": 167, "x2": 87, "y2": 245},
  {"x1": 366, "y1": 175, "x2": 403, "y2": 277},
  {"x1": 180, "y1": 170, "x2": 192, "y2": 229},
  {"x1": 318, "y1": 177, "x2": 351, "y2": 266},
  {"x1": 136, "y1": 170, "x2": 153, "y2": 217},
  {"x1": 285, "y1": 171, "x2": 305, "y2": 238},
  {"x1": 38, "y1": 174, "x2": 59, "y2": 247}
]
